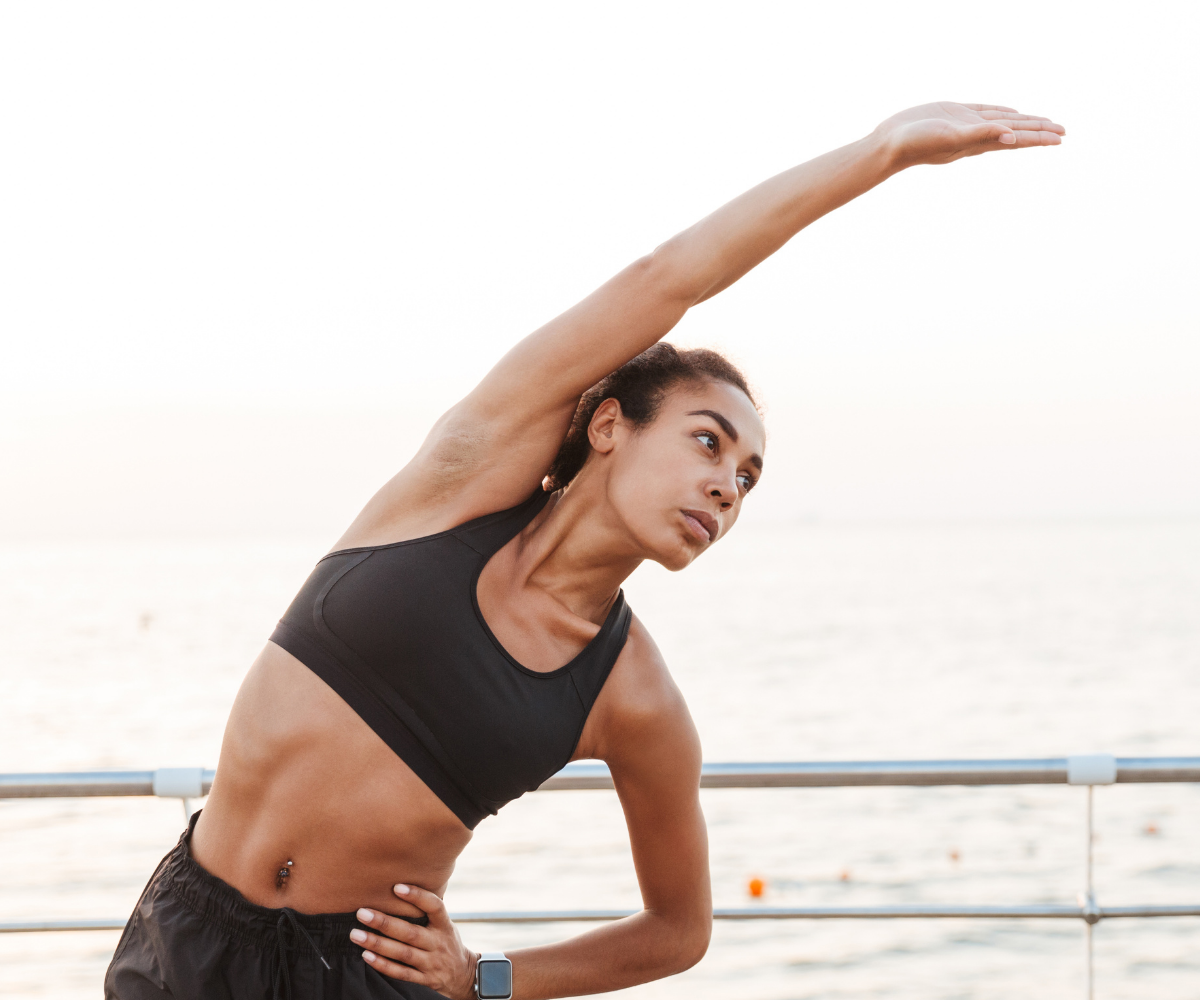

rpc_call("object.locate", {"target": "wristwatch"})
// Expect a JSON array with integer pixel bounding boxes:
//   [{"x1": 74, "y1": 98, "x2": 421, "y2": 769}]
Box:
[{"x1": 475, "y1": 951, "x2": 513, "y2": 1000}]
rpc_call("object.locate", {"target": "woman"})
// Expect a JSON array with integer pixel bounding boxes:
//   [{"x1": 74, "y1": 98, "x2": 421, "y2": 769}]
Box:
[{"x1": 106, "y1": 102, "x2": 1063, "y2": 1000}]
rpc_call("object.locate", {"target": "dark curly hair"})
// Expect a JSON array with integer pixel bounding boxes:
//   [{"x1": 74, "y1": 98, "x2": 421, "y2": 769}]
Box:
[{"x1": 545, "y1": 342, "x2": 757, "y2": 491}]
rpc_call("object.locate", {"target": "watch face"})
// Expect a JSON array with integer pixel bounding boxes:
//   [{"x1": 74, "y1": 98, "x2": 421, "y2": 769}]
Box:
[{"x1": 477, "y1": 959, "x2": 512, "y2": 999}]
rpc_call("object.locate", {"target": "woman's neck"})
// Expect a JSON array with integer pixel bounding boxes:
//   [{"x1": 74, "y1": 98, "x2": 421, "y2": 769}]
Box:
[{"x1": 513, "y1": 483, "x2": 644, "y2": 627}]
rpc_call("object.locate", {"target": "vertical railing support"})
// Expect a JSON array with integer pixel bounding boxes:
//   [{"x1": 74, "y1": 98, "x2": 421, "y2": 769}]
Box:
[
  {"x1": 1085, "y1": 785, "x2": 1095, "y2": 1000},
  {"x1": 1068, "y1": 755, "x2": 1115, "y2": 1000}
]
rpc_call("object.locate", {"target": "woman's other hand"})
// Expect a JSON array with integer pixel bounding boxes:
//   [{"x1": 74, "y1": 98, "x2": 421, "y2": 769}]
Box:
[
  {"x1": 351, "y1": 885, "x2": 479, "y2": 999},
  {"x1": 877, "y1": 102, "x2": 1065, "y2": 168}
]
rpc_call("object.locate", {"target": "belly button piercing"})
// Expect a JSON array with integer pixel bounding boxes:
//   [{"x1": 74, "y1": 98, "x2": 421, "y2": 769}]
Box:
[{"x1": 276, "y1": 859, "x2": 293, "y2": 889}]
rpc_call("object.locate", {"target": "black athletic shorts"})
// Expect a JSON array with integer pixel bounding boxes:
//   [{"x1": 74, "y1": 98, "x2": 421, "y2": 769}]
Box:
[{"x1": 104, "y1": 812, "x2": 442, "y2": 999}]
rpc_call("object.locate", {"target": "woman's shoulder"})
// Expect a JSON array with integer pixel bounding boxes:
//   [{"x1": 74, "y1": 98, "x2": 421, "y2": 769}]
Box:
[
  {"x1": 329, "y1": 455, "x2": 548, "y2": 552},
  {"x1": 608, "y1": 615, "x2": 677, "y2": 707},
  {"x1": 578, "y1": 614, "x2": 700, "y2": 768},
  {"x1": 331, "y1": 394, "x2": 574, "y2": 551}
]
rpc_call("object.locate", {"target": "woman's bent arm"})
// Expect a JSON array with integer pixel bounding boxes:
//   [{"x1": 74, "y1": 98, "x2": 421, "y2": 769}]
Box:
[
  {"x1": 351, "y1": 622, "x2": 710, "y2": 999},
  {"x1": 350, "y1": 103, "x2": 1063, "y2": 538},
  {"x1": 501, "y1": 624, "x2": 710, "y2": 998}
]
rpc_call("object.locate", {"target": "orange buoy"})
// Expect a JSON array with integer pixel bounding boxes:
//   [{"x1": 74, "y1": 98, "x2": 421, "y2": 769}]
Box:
[
  {"x1": 747, "y1": 877, "x2": 765, "y2": 898},
  {"x1": 1144, "y1": 822, "x2": 1160, "y2": 836},
  {"x1": 948, "y1": 848, "x2": 961, "y2": 862},
  {"x1": 838, "y1": 869, "x2": 851, "y2": 882}
]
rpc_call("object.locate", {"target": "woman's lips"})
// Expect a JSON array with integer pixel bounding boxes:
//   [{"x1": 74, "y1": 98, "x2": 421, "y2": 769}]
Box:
[{"x1": 681, "y1": 509, "x2": 717, "y2": 542}]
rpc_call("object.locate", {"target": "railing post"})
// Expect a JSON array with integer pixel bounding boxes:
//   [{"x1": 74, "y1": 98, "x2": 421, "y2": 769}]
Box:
[
  {"x1": 1086, "y1": 785, "x2": 1094, "y2": 1000},
  {"x1": 1068, "y1": 756, "x2": 1114, "y2": 1000}
]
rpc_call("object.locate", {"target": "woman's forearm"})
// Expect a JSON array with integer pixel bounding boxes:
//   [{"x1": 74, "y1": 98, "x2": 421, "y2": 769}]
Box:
[
  {"x1": 652, "y1": 130, "x2": 900, "y2": 307},
  {"x1": 507, "y1": 908, "x2": 710, "y2": 1000}
]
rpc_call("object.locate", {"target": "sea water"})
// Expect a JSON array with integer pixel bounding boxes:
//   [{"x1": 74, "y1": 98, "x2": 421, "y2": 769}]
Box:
[{"x1": 1, "y1": 518, "x2": 1198, "y2": 999}]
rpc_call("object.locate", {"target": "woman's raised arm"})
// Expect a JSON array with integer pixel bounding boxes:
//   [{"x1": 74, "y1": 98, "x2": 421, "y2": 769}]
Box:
[{"x1": 351, "y1": 103, "x2": 1063, "y2": 538}]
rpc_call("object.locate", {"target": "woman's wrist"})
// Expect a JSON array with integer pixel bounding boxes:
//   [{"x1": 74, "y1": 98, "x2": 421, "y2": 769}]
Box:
[
  {"x1": 458, "y1": 949, "x2": 481, "y2": 1000},
  {"x1": 858, "y1": 128, "x2": 908, "y2": 180}
]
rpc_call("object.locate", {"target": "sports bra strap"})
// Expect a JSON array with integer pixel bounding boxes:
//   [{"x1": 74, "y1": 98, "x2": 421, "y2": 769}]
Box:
[{"x1": 452, "y1": 489, "x2": 552, "y2": 557}]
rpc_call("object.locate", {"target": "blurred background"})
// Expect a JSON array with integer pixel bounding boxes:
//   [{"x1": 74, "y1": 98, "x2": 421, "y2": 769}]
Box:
[{"x1": 1, "y1": 2, "x2": 1197, "y2": 997}]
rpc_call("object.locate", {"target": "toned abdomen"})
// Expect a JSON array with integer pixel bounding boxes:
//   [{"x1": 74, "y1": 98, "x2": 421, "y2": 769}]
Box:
[{"x1": 190, "y1": 642, "x2": 472, "y2": 917}]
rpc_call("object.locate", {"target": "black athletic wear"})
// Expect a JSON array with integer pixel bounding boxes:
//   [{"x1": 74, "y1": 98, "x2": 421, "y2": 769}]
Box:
[
  {"x1": 270, "y1": 489, "x2": 633, "y2": 829},
  {"x1": 104, "y1": 812, "x2": 435, "y2": 1000}
]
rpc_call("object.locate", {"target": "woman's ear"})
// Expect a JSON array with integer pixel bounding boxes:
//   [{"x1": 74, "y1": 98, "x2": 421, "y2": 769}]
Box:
[{"x1": 586, "y1": 397, "x2": 623, "y2": 455}]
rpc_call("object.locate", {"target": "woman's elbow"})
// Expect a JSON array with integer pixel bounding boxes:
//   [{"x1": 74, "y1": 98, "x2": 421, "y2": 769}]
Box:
[
  {"x1": 664, "y1": 911, "x2": 712, "y2": 974},
  {"x1": 633, "y1": 242, "x2": 707, "y2": 308},
  {"x1": 680, "y1": 922, "x2": 712, "y2": 972}
]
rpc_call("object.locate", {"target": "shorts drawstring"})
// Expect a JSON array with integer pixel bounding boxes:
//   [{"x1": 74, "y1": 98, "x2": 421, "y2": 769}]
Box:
[{"x1": 273, "y1": 908, "x2": 331, "y2": 1000}]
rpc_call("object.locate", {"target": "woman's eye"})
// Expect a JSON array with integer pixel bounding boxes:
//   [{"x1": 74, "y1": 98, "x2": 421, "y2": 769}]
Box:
[
  {"x1": 737, "y1": 474, "x2": 754, "y2": 492},
  {"x1": 696, "y1": 432, "x2": 717, "y2": 451}
]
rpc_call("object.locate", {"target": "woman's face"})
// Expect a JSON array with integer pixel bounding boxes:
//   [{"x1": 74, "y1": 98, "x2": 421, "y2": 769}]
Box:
[{"x1": 588, "y1": 380, "x2": 765, "y2": 571}]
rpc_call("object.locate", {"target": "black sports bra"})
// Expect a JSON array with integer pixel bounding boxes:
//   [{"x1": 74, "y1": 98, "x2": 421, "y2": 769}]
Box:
[{"x1": 269, "y1": 489, "x2": 632, "y2": 829}]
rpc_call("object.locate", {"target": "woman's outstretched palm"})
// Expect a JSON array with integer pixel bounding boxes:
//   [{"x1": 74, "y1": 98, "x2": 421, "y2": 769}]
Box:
[{"x1": 879, "y1": 102, "x2": 1065, "y2": 166}]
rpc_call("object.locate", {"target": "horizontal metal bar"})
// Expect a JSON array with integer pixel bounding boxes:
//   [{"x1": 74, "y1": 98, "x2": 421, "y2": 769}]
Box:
[
  {"x1": 0, "y1": 771, "x2": 156, "y2": 798},
  {"x1": 3, "y1": 758, "x2": 1199, "y2": 800},
  {"x1": 0, "y1": 919, "x2": 130, "y2": 933},
  {"x1": 538, "y1": 758, "x2": 1200, "y2": 790},
  {"x1": 709, "y1": 905, "x2": 1200, "y2": 920},
  {"x1": 697, "y1": 760, "x2": 1071, "y2": 789},
  {"x1": 453, "y1": 906, "x2": 1099, "y2": 921},
  {"x1": 1110, "y1": 758, "x2": 1200, "y2": 783},
  {"x1": 6, "y1": 905, "x2": 1200, "y2": 933},
  {"x1": 1098, "y1": 905, "x2": 1200, "y2": 918},
  {"x1": 0, "y1": 770, "x2": 215, "y2": 799}
]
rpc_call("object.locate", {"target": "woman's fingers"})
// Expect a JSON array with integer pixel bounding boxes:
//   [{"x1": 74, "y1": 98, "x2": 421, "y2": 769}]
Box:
[
  {"x1": 353, "y1": 886, "x2": 475, "y2": 997},
  {"x1": 962, "y1": 127, "x2": 1063, "y2": 158},
  {"x1": 952, "y1": 103, "x2": 1066, "y2": 139},
  {"x1": 969, "y1": 108, "x2": 1066, "y2": 135},
  {"x1": 360, "y1": 949, "x2": 435, "y2": 985},
  {"x1": 394, "y1": 883, "x2": 451, "y2": 928},
  {"x1": 961, "y1": 118, "x2": 1065, "y2": 152},
  {"x1": 350, "y1": 926, "x2": 429, "y2": 970},
  {"x1": 1008, "y1": 129, "x2": 1064, "y2": 146},
  {"x1": 984, "y1": 116, "x2": 1066, "y2": 134},
  {"x1": 355, "y1": 908, "x2": 434, "y2": 951},
  {"x1": 977, "y1": 109, "x2": 1057, "y2": 123},
  {"x1": 977, "y1": 108, "x2": 1044, "y2": 119}
]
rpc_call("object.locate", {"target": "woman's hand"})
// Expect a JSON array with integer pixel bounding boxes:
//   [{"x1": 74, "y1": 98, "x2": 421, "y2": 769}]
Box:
[
  {"x1": 351, "y1": 884, "x2": 479, "y2": 999},
  {"x1": 876, "y1": 102, "x2": 1065, "y2": 168}
]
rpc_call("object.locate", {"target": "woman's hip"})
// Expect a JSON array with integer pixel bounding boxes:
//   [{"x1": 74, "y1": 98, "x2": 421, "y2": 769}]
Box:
[{"x1": 103, "y1": 812, "x2": 437, "y2": 1000}]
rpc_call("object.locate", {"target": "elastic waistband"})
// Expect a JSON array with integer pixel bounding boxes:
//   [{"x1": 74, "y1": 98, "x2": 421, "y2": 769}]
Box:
[{"x1": 158, "y1": 811, "x2": 421, "y2": 958}]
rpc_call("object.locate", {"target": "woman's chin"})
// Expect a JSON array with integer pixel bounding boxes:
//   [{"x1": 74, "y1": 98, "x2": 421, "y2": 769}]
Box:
[{"x1": 653, "y1": 541, "x2": 702, "y2": 573}]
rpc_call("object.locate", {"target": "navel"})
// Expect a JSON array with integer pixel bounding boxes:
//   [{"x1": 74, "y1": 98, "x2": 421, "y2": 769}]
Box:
[{"x1": 275, "y1": 859, "x2": 293, "y2": 889}]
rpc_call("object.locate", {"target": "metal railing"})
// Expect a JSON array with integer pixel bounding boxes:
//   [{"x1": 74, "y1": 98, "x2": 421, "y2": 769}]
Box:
[
  {"x1": 3, "y1": 755, "x2": 1199, "y2": 998},
  {"x1": 6, "y1": 756, "x2": 1200, "y2": 799}
]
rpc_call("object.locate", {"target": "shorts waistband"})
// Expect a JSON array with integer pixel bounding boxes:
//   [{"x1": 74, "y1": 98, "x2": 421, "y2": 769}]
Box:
[{"x1": 158, "y1": 811, "x2": 413, "y2": 959}]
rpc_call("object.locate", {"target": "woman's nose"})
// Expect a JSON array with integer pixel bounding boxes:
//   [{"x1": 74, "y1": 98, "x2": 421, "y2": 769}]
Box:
[{"x1": 709, "y1": 487, "x2": 733, "y2": 511}]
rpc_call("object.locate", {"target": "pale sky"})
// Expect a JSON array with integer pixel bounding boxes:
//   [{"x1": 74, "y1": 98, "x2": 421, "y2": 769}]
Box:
[{"x1": 2, "y1": 1, "x2": 1197, "y2": 536}]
